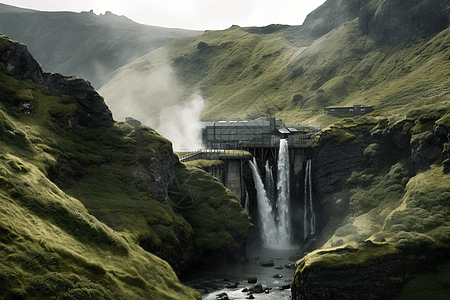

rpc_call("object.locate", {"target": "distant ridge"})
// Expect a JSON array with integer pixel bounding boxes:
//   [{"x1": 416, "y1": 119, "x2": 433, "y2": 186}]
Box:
[{"x1": 0, "y1": 3, "x2": 201, "y2": 88}]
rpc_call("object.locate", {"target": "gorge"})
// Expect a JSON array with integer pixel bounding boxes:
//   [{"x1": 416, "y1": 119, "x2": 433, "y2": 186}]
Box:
[{"x1": 1, "y1": 0, "x2": 450, "y2": 299}]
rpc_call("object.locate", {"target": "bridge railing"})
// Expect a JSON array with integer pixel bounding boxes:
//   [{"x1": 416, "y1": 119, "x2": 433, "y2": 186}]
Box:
[{"x1": 179, "y1": 149, "x2": 252, "y2": 162}]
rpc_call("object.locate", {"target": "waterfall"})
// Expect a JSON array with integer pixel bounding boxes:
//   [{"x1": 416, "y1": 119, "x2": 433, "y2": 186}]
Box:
[
  {"x1": 249, "y1": 139, "x2": 292, "y2": 248},
  {"x1": 265, "y1": 160, "x2": 275, "y2": 206},
  {"x1": 244, "y1": 187, "x2": 249, "y2": 214},
  {"x1": 276, "y1": 139, "x2": 291, "y2": 247},
  {"x1": 304, "y1": 159, "x2": 315, "y2": 241},
  {"x1": 249, "y1": 157, "x2": 278, "y2": 246}
]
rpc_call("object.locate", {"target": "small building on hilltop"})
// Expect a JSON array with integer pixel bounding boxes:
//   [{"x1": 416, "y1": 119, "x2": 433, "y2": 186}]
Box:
[{"x1": 324, "y1": 105, "x2": 373, "y2": 116}]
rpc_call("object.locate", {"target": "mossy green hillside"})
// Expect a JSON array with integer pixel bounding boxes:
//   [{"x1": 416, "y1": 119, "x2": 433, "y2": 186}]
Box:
[
  {"x1": 0, "y1": 149, "x2": 200, "y2": 300},
  {"x1": 294, "y1": 112, "x2": 450, "y2": 297},
  {"x1": 0, "y1": 58, "x2": 203, "y2": 298},
  {"x1": 101, "y1": 18, "x2": 450, "y2": 128}
]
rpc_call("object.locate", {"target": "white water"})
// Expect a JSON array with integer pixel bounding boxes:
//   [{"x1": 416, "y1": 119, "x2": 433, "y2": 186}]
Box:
[
  {"x1": 249, "y1": 157, "x2": 278, "y2": 246},
  {"x1": 249, "y1": 139, "x2": 293, "y2": 248},
  {"x1": 276, "y1": 139, "x2": 291, "y2": 248},
  {"x1": 303, "y1": 159, "x2": 315, "y2": 241},
  {"x1": 244, "y1": 187, "x2": 249, "y2": 214},
  {"x1": 265, "y1": 160, "x2": 275, "y2": 206}
]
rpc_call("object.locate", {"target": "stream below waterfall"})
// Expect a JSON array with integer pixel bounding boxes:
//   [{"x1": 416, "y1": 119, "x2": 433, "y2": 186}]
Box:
[
  {"x1": 181, "y1": 242, "x2": 297, "y2": 300},
  {"x1": 181, "y1": 139, "x2": 314, "y2": 299}
]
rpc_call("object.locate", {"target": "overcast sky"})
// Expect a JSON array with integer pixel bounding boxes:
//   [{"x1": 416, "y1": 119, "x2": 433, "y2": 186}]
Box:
[{"x1": 3, "y1": 0, "x2": 327, "y2": 30}]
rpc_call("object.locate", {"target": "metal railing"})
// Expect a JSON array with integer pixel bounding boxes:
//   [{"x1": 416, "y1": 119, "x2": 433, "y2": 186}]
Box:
[{"x1": 179, "y1": 149, "x2": 252, "y2": 162}]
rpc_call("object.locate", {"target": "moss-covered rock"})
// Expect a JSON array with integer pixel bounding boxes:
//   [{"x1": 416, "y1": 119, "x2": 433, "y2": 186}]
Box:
[
  {"x1": 294, "y1": 111, "x2": 450, "y2": 299},
  {"x1": 169, "y1": 165, "x2": 252, "y2": 261}
]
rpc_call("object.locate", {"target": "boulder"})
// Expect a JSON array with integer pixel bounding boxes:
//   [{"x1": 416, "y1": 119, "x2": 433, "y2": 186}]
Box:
[
  {"x1": 248, "y1": 284, "x2": 264, "y2": 293},
  {"x1": 259, "y1": 259, "x2": 274, "y2": 267},
  {"x1": 215, "y1": 292, "x2": 229, "y2": 300},
  {"x1": 125, "y1": 116, "x2": 142, "y2": 127},
  {"x1": 226, "y1": 282, "x2": 239, "y2": 289},
  {"x1": 248, "y1": 277, "x2": 257, "y2": 283}
]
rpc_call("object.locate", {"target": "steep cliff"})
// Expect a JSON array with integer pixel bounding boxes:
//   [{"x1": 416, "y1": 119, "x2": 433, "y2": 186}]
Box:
[
  {"x1": 292, "y1": 111, "x2": 450, "y2": 299},
  {"x1": 0, "y1": 33, "x2": 251, "y2": 298}
]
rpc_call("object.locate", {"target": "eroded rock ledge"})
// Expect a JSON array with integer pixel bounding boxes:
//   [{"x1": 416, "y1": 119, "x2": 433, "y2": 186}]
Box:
[{"x1": 1, "y1": 33, "x2": 113, "y2": 128}]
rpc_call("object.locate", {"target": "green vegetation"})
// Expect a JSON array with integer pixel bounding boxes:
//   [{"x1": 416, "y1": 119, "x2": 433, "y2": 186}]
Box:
[
  {"x1": 101, "y1": 17, "x2": 450, "y2": 128},
  {"x1": 169, "y1": 165, "x2": 251, "y2": 251},
  {"x1": 0, "y1": 42, "x2": 209, "y2": 298},
  {"x1": 394, "y1": 261, "x2": 450, "y2": 300},
  {"x1": 184, "y1": 159, "x2": 224, "y2": 169}
]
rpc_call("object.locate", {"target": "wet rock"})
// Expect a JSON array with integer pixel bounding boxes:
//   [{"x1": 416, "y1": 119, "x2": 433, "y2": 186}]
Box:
[
  {"x1": 246, "y1": 295, "x2": 255, "y2": 299},
  {"x1": 226, "y1": 282, "x2": 239, "y2": 289},
  {"x1": 285, "y1": 263, "x2": 294, "y2": 268},
  {"x1": 259, "y1": 259, "x2": 274, "y2": 266},
  {"x1": 248, "y1": 277, "x2": 257, "y2": 283},
  {"x1": 215, "y1": 292, "x2": 229, "y2": 300},
  {"x1": 279, "y1": 284, "x2": 291, "y2": 290},
  {"x1": 275, "y1": 265, "x2": 284, "y2": 269},
  {"x1": 249, "y1": 284, "x2": 264, "y2": 293},
  {"x1": 273, "y1": 274, "x2": 283, "y2": 278}
]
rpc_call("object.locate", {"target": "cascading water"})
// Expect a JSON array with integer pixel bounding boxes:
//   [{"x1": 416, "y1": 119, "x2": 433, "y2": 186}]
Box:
[
  {"x1": 304, "y1": 159, "x2": 315, "y2": 241},
  {"x1": 244, "y1": 187, "x2": 249, "y2": 214},
  {"x1": 276, "y1": 138, "x2": 291, "y2": 247},
  {"x1": 249, "y1": 157, "x2": 278, "y2": 246},
  {"x1": 249, "y1": 139, "x2": 292, "y2": 248},
  {"x1": 265, "y1": 160, "x2": 275, "y2": 206}
]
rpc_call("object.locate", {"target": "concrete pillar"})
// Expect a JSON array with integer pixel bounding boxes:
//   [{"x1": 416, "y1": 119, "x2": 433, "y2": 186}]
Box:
[{"x1": 224, "y1": 160, "x2": 242, "y2": 201}]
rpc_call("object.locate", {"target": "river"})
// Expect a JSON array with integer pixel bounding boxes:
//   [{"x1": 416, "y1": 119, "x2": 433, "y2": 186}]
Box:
[{"x1": 182, "y1": 242, "x2": 298, "y2": 300}]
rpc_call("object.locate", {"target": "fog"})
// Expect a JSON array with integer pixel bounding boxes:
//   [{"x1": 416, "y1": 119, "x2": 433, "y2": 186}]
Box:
[{"x1": 99, "y1": 48, "x2": 205, "y2": 151}]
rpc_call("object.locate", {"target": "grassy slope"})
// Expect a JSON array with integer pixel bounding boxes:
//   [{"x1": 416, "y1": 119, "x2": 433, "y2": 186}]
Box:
[
  {"x1": 101, "y1": 19, "x2": 450, "y2": 128},
  {"x1": 0, "y1": 78, "x2": 200, "y2": 299},
  {"x1": 0, "y1": 30, "x2": 252, "y2": 296}
]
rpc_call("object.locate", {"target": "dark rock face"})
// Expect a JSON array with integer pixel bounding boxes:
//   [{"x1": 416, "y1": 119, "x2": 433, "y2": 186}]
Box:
[
  {"x1": 293, "y1": 122, "x2": 449, "y2": 299},
  {"x1": 43, "y1": 73, "x2": 113, "y2": 128},
  {"x1": 292, "y1": 256, "x2": 416, "y2": 300},
  {"x1": 303, "y1": 0, "x2": 450, "y2": 45},
  {"x1": 292, "y1": 249, "x2": 449, "y2": 300},
  {"x1": 312, "y1": 131, "x2": 366, "y2": 199},
  {"x1": 146, "y1": 146, "x2": 179, "y2": 201},
  {"x1": 1, "y1": 34, "x2": 113, "y2": 128},
  {"x1": 302, "y1": 0, "x2": 362, "y2": 38},
  {"x1": 360, "y1": 0, "x2": 450, "y2": 45},
  {"x1": 1, "y1": 35, "x2": 45, "y2": 84}
]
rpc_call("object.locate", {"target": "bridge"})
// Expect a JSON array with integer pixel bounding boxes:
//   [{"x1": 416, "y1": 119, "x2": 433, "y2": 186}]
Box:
[
  {"x1": 179, "y1": 149, "x2": 252, "y2": 163},
  {"x1": 179, "y1": 118, "x2": 322, "y2": 201}
]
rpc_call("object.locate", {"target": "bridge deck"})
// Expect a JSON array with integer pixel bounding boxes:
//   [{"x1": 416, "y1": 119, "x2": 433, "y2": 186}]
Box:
[{"x1": 179, "y1": 149, "x2": 252, "y2": 162}]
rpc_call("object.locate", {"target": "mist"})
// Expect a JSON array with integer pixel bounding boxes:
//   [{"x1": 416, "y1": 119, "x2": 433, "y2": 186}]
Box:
[{"x1": 99, "y1": 47, "x2": 205, "y2": 152}]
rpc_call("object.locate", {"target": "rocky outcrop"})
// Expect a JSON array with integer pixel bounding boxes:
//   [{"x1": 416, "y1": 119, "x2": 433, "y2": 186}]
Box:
[
  {"x1": 302, "y1": 0, "x2": 362, "y2": 38},
  {"x1": 292, "y1": 245, "x2": 448, "y2": 300},
  {"x1": 43, "y1": 73, "x2": 113, "y2": 128},
  {"x1": 0, "y1": 33, "x2": 113, "y2": 128},
  {"x1": 360, "y1": 0, "x2": 450, "y2": 45},
  {"x1": 303, "y1": 0, "x2": 450, "y2": 45},
  {"x1": 312, "y1": 130, "x2": 366, "y2": 199},
  {"x1": 292, "y1": 117, "x2": 450, "y2": 299}
]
